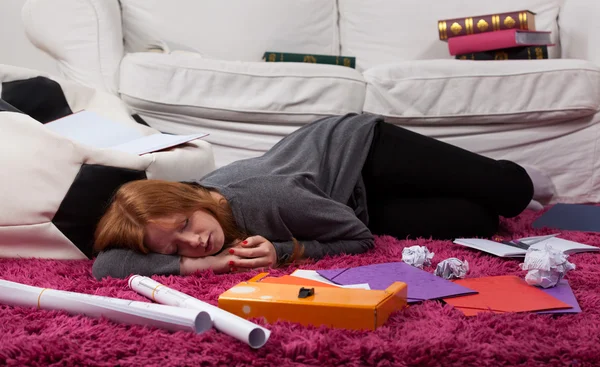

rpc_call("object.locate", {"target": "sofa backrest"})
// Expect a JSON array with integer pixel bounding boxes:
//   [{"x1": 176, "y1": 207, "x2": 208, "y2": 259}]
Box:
[
  {"x1": 120, "y1": 0, "x2": 340, "y2": 61},
  {"x1": 338, "y1": 0, "x2": 563, "y2": 71},
  {"x1": 22, "y1": 0, "x2": 600, "y2": 94},
  {"x1": 120, "y1": 0, "x2": 563, "y2": 70}
]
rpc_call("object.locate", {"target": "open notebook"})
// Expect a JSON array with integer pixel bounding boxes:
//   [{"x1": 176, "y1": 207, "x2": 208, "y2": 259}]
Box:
[{"x1": 453, "y1": 235, "x2": 600, "y2": 257}]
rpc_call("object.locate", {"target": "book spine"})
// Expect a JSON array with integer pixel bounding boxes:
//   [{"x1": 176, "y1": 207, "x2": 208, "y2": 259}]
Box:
[
  {"x1": 263, "y1": 52, "x2": 356, "y2": 69},
  {"x1": 456, "y1": 45, "x2": 549, "y2": 60},
  {"x1": 438, "y1": 10, "x2": 534, "y2": 40},
  {"x1": 448, "y1": 29, "x2": 524, "y2": 56}
]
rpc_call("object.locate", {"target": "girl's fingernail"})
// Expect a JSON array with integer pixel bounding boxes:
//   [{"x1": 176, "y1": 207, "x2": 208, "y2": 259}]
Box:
[
  {"x1": 228, "y1": 261, "x2": 234, "y2": 266},
  {"x1": 242, "y1": 240, "x2": 248, "y2": 245},
  {"x1": 229, "y1": 249, "x2": 235, "y2": 254}
]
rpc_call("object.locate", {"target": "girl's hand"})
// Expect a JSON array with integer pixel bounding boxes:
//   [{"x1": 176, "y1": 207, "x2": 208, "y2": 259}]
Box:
[
  {"x1": 213, "y1": 250, "x2": 244, "y2": 274},
  {"x1": 181, "y1": 251, "x2": 241, "y2": 275},
  {"x1": 229, "y1": 235, "x2": 277, "y2": 270}
]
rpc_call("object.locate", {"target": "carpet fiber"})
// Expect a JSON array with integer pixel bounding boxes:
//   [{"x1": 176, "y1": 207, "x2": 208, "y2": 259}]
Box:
[{"x1": 2, "y1": 209, "x2": 600, "y2": 367}]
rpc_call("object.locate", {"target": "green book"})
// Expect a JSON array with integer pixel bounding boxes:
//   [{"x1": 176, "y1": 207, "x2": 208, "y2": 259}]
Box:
[
  {"x1": 456, "y1": 46, "x2": 549, "y2": 60},
  {"x1": 263, "y1": 52, "x2": 356, "y2": 69}
]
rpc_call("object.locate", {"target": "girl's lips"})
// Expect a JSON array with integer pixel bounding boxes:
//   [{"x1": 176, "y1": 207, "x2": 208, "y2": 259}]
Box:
[{"x1": 205, "y1": 235, "x2": 212, "y2": 253}]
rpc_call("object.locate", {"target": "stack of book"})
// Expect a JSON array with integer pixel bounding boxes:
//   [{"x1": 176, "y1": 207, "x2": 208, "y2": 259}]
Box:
[{"x1": 438, "y1": 10, "x2": 552, "y2": 60}]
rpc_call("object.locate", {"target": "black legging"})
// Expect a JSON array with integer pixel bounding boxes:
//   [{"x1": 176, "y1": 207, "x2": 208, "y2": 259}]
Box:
[{"x1": 361, "y1": 121, "x2": 534, "y2": 240}]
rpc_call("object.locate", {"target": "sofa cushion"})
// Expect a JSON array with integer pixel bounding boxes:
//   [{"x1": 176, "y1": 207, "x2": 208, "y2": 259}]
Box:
[
  {"x1": 363, "y1": 59, "x2": 600, "y2": 125},
  {"x1": 120, "y1": 0, "x2": 339, "y2": 61},
  {"x1": 119, "y1": 52, "x2": 367, "y2": 124},
  {"x1": 339, "y1": 0, "x2": 561, "y2": 70}
]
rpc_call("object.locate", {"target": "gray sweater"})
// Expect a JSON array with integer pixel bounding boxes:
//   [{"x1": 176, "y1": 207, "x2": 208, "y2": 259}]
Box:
[{"x1": 92, "y1": 113, "x2": 380, "y2": 279}]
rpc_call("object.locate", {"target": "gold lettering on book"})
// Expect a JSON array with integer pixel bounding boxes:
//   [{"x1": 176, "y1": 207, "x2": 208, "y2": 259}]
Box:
[
  {"x1": 492, "y1": 15, "x2": 499, "y2": 31},
  {"x1": 466, "y1": 18, "x2": 473, "y2": 34},
  {"x1": 522, "y1": 12, "x2": 528, "y2": 30},
  {"x1": 303, "y1": 55, "x2": 317, "y2": 63},
  {"x1": 477, "y1": 19, "x2": 489, "y2": 32},
  {"x1": 343, "y1": 58, "x2": 351, "y2": 67},
  {"x1": 519, "y1": 13, "x2": 524, "y2": 29},
  {"x1": 527, "y1": 47, "x2": 532, "y2": 59},
  {"x1": 438, "y1": 21, "x2": 448, "y2": 40},
  {"x1": 451, "y1": 22, "x2": 462, "y2": 35},
  {"x1": 535, "y1": 47, "x2": 544, "y2": 59},
  {"x1": 494, "y1": 51, "x2": 509, "y2": 60},
  {"x1": 504, "y1": 16, "x2": 516, "y2": 28},
  {"x1": 268, "y1": 53, "x2": 276, "y2": 62}
]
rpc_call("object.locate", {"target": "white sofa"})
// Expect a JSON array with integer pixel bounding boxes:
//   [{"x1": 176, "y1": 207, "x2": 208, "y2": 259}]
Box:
[{"x1": 21, "y1": 0, "x2": 600, "y2": 204}]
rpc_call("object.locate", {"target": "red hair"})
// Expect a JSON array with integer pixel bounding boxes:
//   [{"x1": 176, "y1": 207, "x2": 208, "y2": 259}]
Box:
[{"x1": 94, "y1": 180, "x2": 245, "y2": 254}]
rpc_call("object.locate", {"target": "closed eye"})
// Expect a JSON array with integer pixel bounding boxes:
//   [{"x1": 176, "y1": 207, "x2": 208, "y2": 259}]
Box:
[{"x1": 178, "y1": 218, "x2": 189, "y2": 232}]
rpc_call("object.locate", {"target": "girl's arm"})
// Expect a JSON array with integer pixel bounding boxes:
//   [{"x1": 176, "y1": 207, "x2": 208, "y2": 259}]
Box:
[
  {"x1": 92, "y1": 249, "x2": 181, "y2": 279},
  {"x1": 273, "y1": 179, "x2": 375, "y2": 263},
  {"x1": 93, "y1": 247, "x2": 242, "y2": 279},
  {"x1": 272, "y1": 238, "x2": 374, "y2": 264},
  {"x1": 180, "y1": 250, "x2": 241, "y2": 275}
]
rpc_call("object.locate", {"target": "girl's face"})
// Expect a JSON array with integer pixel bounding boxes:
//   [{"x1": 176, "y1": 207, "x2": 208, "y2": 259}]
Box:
[{"x1": 144, "y1": 210, "x2": 225, "y2": 257}]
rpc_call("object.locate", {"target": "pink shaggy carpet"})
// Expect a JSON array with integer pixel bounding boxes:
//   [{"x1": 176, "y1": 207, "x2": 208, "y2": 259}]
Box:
[{"x1": 2, "y1": 208, "x2": 600, "y2": 367}]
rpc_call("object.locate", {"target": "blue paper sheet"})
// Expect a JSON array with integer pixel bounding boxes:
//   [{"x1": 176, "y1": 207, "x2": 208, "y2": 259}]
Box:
[{"x1": 533, "y1": 203, "x2": 600, "y2": 233}]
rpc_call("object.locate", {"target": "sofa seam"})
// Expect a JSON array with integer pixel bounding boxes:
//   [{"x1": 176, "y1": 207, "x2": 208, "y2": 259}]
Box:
[
  {"x1": 85, "y1": 0, "x2": 111, "y2": 93},
  {"x1": 124, "y1": 58, "x2": 366, "y2": 82},
  {"x1": 362, "y1": 106, "x2": 598, "y2": 119},
  {"x1": 122, "y1": 96, "x2": 361, "y2": 117},
  {"x1": 364, "y1": 67, "x2": 600, "y2": 83},
  {"x1": 334, "y1": 0, "x2": 341, "y2": 56}
]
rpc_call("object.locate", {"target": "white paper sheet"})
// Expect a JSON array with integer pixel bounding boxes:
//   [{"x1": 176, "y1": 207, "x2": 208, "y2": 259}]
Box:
[
  {"x1": 129, "y1": 275, "x2": 271, "y2": 349},
  {"x1": 45, "y1": 111, "x2": 208, "y2": 155},
  {"x1": 0, "y1": 279, "x2": 212, "y2": 333},
  {"x1": 528, "y1": 237, "x2": 600, "y2": 254},
  {"x1": 454, "y1": 235, "x2": 600, "y2": 257},
  {"x1": 290, "y1": 269, "x2": 371, "y2": 289},
  {"x1": 111, "y1": 132, "x2": 208, "y2": 155}
]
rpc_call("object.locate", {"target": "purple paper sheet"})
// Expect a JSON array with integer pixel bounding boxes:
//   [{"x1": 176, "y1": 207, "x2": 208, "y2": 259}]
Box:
[
  {"x1": 318, "y1": 262, "x2": 477, "y2": 304},
  {"x1": 537, "y1": 279, "x2": 582, "y2": 314}
]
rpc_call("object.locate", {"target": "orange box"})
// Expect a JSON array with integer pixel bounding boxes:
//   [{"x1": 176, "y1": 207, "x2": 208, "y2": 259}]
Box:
[{"x1": 217, "y1": 273, "x2": 408, "y2": 330}]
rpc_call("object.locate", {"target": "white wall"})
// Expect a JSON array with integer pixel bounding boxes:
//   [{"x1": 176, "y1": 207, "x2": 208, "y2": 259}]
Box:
[{"x1": 0, "y1": 0, "x2": 58, "y2": 74}]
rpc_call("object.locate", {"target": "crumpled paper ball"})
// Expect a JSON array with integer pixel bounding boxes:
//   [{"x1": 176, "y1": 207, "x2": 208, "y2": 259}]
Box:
[
  {"x1": 434, "y1": 258, "x2": 469, "y2": 279},
  {"x1": 402, "y1": 245, "x2": 434, "y2": 268},
  {"x1": 520, "y1": 244, "x2": 575, "y2": 288}
]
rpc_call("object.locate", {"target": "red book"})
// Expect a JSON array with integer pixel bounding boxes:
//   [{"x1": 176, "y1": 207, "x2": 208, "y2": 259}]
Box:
[
  {"x1": 438, "y1": 10, "x2": 536, "y2": 40},
  {"x1": 448, "y1": 29, "x2": 552, "y2": 56}
]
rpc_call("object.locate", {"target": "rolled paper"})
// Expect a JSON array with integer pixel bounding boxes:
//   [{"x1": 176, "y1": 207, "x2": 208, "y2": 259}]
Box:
[
  {"x1": 129, "y1": 275, "x2": 271, "y2": 349},
  {"x1": 434, "y1": 258, "x2": 469, "y2": 279},
  {"x1": 0, "y1": 279, "x2": 212, "y2": 333},
  {"x1": 402, "y1": 245, "x2": 434, "y2": 268},
  {"x1": 520, "y1": 244, "x2": 576, "y2": 288}
]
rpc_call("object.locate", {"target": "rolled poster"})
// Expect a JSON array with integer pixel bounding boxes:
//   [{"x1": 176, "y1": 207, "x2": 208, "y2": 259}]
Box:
[
  {"x1": 0, "y1": 279, "x2": 212, "y2": 333},
  {"x1": 129, "y1": 275, "x2": 271, "y2": 348}
]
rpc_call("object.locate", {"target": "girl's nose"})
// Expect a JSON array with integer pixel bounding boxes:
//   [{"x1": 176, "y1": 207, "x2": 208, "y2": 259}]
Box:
[{"x1": 185, "y1": 233, "x2": 203, "y2": 247}]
